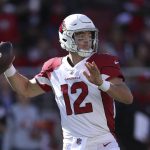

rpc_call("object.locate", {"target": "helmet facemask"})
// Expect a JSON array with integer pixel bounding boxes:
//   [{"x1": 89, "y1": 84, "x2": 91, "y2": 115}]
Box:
[{"x1": 73, "y1": 29, "x2": 98, "y2": 57}]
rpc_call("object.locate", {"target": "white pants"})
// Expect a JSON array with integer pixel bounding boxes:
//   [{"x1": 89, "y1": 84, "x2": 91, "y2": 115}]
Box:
[{"x1": 63, "y1": 133, "x2": 120, "y2": 150}]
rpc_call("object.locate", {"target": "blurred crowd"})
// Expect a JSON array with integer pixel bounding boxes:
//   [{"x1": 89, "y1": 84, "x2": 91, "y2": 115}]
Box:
[{"x1": 0, "y1": 0, "x2": 150, "y2": 150}]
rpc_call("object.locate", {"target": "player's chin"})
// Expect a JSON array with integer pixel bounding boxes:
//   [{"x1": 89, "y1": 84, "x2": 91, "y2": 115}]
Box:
[
  {"x1": 79, "y1": 44, "x2": 91, "y2": 49},
  {"x1": 80, "y1": 47, "x2": 91, "y2": 51}
]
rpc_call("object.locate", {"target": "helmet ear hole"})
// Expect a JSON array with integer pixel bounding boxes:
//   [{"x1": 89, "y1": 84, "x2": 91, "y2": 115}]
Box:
[
  {"x1": 63, "y1": 39, "x2": 67, "y2": 42},
  {"x1": 91, "y1": 32, "x2": 95, "y2": 39},
  {"x1": 72, "y1": 34, "x2": 75, "y2": 40}
]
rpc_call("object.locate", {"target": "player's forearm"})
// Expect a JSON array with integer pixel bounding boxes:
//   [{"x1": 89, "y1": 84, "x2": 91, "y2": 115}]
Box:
[
  {"x1": 107, "y1": 83, "x2": 133, "y2": 104},
  {"x1": 5, "y1": 72, "x2": 31, "y2": 97}
]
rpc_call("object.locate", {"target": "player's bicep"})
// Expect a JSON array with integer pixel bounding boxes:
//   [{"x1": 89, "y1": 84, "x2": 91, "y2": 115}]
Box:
[{"x1": 27, "y1": 78, "x2": 45, "y2": 97}]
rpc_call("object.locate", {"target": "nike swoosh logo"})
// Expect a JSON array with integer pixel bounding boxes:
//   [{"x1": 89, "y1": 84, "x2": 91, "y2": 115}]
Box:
[
  {"x1": 114, "y1": 61, "x2": 119, "y2": 64},
  {"x1": 103, "y1": 142, "x2": 111, "y2": 147}
]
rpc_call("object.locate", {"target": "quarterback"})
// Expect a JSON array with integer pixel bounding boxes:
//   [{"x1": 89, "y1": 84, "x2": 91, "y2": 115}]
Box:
[{"x1": 2, "y1": 14, "x2": 133, "y2": 150}]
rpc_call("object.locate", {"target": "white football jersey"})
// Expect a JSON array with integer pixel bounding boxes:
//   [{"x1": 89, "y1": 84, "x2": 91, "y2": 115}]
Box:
[{"x1": 35, "y1": 53, "x2": 124, "y2": 139}]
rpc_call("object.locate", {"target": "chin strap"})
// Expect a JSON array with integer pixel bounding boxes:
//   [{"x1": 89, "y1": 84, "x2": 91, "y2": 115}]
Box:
[{"x1": 77, "y1": 48, "x2": 93, "y2": 57}]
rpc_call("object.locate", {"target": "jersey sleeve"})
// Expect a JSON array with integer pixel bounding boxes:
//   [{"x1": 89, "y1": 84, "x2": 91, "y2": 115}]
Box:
[
  {"x1": 88, "y1": 53, "x2": 125, "y2": 81},
  {"x1": 101, "y1": 65, "x2": 124, "y2": 81},
  {"x1": 100, "y1": 55, "x2": 125, "y2": 81},
  {"x1": 34, "y1": 61, "x2": 52, "y2": 92},
  {"x1": 100, "y1": 56, "x2": 125, "y2": 81},
  {"x1": 34, "y1": 57, "x2": 62, "y2": 92}
]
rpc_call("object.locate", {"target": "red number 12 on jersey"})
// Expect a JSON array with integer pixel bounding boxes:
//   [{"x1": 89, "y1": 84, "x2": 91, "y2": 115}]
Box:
[{"x1": 61, "y1": 81, "x2": 93, "y2": 115}]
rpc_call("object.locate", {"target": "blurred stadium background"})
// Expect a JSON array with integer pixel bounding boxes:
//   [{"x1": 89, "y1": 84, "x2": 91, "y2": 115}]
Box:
[{"x1": 0, "y1": 0, "x2": 150, "y2": 149}]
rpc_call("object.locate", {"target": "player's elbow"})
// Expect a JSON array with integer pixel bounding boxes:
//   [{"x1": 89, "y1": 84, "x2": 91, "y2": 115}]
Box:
[
  {"x1": 124, "y1": 93, "x2": 133, "y2": 104},
  {"x1": 117, "y1": 92, "x2": 133, "y2": 104},
  {"x1": 23, "y1": 93, "x2": 34, "y2": 98},
  {"x1": 22, "y1": 90, "x2": 38, "y2": 98},
  {"x1": 16, "y1": 91, "x2": 32, "y2": 98}
]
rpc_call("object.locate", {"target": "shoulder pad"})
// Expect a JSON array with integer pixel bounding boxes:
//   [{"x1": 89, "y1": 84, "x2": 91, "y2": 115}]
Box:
[{"x1": 42, "y1": 57, "x2": 62, "y2": 72}]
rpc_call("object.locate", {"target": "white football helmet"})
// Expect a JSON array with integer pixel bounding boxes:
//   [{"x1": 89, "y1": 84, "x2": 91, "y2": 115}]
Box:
[{"x1": 59, "y1": 14, "x2": 98, "y2": 57}]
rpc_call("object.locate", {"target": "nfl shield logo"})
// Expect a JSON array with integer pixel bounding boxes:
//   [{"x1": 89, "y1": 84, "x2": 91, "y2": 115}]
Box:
[{"x1": 76, "y1": 138, "x2": 82, "y2": 145}]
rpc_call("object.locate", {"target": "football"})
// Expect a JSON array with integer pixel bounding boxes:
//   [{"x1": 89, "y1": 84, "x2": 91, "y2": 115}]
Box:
[{"x1": 0, "y1": 42, "x2": 14, "y2": 75}]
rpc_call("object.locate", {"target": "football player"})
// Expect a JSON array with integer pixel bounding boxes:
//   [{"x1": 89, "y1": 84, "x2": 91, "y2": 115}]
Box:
[{"x1": 3, "y1": 14, "x2": 133, "y2": 150}]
